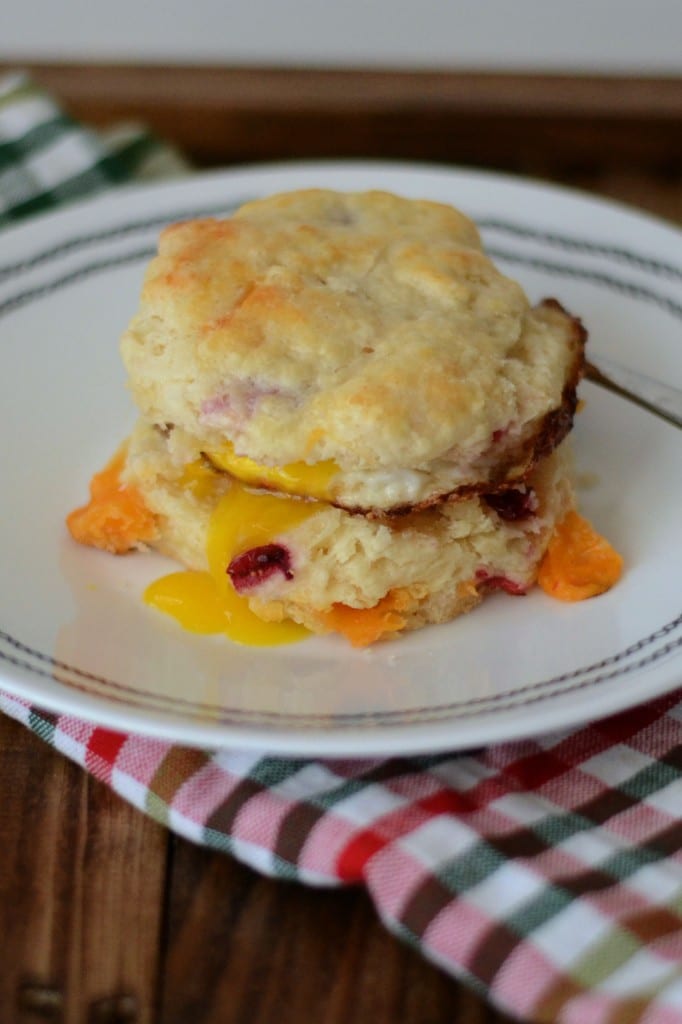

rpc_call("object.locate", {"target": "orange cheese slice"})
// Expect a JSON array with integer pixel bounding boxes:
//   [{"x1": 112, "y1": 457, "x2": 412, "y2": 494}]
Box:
[
  {"x1": 538, "y1": 510, "x2": 623, "y2": 601},
  {"x1": 66, "y1": 447, "x2": 157, "y2": 554},
  {"x1": 319, "y1": 589, "x2": 412, "y2": 647}
]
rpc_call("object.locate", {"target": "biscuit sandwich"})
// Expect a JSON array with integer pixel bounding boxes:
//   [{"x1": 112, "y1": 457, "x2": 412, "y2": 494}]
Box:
[{"x1": 68, "y1": 189, "x2": 622, "y2": 646}]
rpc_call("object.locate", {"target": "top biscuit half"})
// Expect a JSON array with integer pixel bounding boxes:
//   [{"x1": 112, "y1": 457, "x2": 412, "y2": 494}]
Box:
[{"x1": 120, "y1": 189, "x2": 585, "y2": 514}]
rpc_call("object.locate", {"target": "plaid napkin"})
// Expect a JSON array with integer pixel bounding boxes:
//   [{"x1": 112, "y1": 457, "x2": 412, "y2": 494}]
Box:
[
  {"x1": 2, "y1": 71, "x2": 682, "y2": 1024},
  {"x1": 0, "y1": 71, "x2": 188, "y2": 227}
]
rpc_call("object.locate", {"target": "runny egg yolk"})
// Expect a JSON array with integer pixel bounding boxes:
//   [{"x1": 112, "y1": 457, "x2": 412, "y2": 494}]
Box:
[
  {"x1": 205, "y1": 441, "x2": 339, "y2": 502},
  {"x1": 144, "y1": 477, "x2": 320, "y2": 645}
]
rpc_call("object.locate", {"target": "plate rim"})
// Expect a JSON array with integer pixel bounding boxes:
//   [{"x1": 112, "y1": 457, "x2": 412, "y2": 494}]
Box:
[{"x1": 2, "y1": 158, "x2": 681, "y2": 754}]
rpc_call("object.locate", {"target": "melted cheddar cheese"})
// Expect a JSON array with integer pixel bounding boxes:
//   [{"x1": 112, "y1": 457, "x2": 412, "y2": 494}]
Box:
[
  {"x1": 66, "y1": 446, "x2": 157, "y2": 554},
  {"x1": 538, "y1": 510, "x2": 623, "y2": 601},
  {"x1": 318, "y1": 590, "x2": 412, "y2": 648}
]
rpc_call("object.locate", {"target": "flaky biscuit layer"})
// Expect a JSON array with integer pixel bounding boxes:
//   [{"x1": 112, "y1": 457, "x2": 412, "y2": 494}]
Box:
[{"x1": 124, "y1": 419, "x2": 574, "y2": 637}]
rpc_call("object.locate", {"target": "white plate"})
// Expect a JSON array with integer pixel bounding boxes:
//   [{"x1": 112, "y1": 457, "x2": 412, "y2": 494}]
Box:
[{"x1": 1, "y1": 160, "x2": 681, "y2": 756}]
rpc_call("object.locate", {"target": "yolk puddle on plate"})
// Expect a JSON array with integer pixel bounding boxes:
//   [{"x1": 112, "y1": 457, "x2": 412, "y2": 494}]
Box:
[{"x1": 144, "y1": 478, "x2": 320, "y2": 645}]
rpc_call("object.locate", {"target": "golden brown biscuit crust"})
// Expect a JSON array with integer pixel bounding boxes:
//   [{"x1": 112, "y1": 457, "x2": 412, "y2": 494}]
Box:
[{"x1": 121, "y1": 190, "x2": 584, "y2": 511}]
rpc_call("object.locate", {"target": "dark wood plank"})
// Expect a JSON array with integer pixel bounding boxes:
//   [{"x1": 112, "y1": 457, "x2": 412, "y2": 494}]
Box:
[
  {"x1": 3, "y1": 64, "x2": 681, "y2": 171},
  {"x1": 0, "y1": 713, "x2": 516, "y2": 1023},
  {"x1": 0, "y1": 713, "x2": 168, "y2": 1023},
  {"x1": 158, "y1": 838, "x2": 516, "y2": 1024},
  {"x1": 0, "y1": 705, "x2": 515, "y2": 1024},
  {"x1": 567, "y1": 168, "x2": 682, "y2": 224}
]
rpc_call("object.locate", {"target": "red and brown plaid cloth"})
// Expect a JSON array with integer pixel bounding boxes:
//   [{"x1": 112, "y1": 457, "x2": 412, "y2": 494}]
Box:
[
  {"x1": 2, "y1": 72, "x2": 682, "y2": 1024},
  {"x1": 2, "y1": 689, "x2": 681, "y2": 1023}
]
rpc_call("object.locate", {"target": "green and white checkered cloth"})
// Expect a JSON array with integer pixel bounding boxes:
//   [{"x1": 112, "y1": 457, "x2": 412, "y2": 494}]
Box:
[
  {"x1": 2, "y1": 69, "x2": 682, "y2": 1024},
  {"x1": 0, "y1": 70, "x2": 188, "y2": 227}
]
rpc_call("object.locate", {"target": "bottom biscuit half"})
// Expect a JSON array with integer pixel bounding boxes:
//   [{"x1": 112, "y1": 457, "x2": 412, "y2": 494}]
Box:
[{"x1": 109, "y1": 419, "x2": 575, "y2": 646}]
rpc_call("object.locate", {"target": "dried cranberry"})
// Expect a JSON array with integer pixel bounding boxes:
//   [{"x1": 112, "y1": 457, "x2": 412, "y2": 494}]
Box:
[
  {"x1": 483, "y1": 487, "x2": 537, "y2": 522},
  {"x1": 228, "y1": 544, "x2": 293, "y2": 593},
  {"x1": 475, "y1": 569, "x2": 527, "y2": 596}
]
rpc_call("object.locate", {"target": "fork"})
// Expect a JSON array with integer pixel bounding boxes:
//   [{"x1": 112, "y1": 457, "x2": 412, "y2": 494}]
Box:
[{"x1": 584, "y1": 356, "x2": 682, "y2": 430}]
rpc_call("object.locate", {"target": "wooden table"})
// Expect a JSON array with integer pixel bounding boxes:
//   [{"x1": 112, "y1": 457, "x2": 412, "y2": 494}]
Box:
[{"x1": 1, "y1": 65, "x2": 680, "y2": 1024}]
